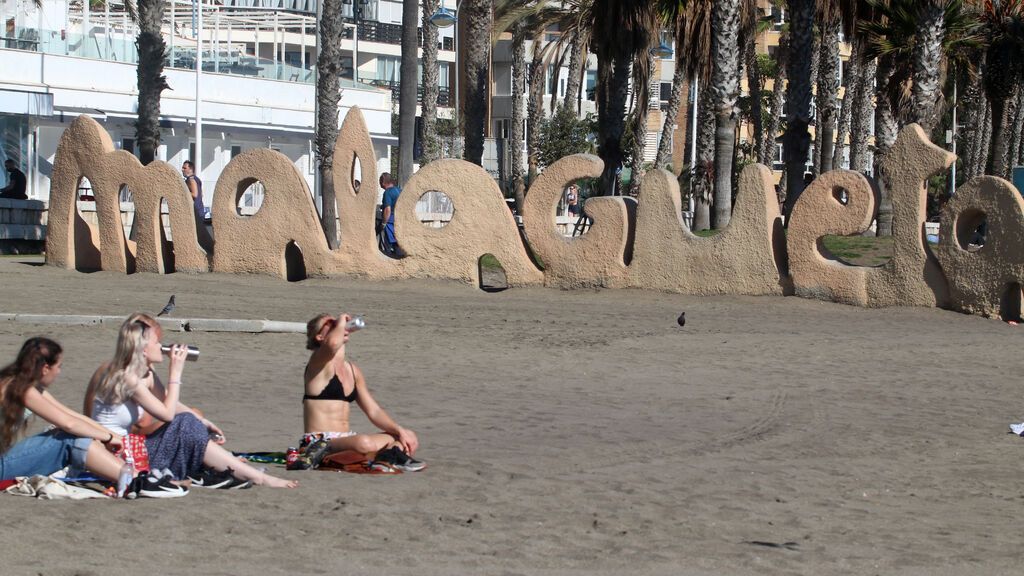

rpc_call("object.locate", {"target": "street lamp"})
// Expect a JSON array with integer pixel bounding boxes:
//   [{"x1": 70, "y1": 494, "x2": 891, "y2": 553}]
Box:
[
  {"x1": 429, "y1": 6, "x2": 457, "y2": 28},
  {"x1": 430, "y1": 1, "x2": 462, "y2": 155},
  {"x1": 651, "y1": 31, "x2": 673, "y2": 59}
]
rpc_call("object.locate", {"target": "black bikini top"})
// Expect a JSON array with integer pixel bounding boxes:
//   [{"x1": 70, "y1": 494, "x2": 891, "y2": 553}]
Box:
[{"x1": 303, "y1": 362, "x2": 358, "y2": 402}]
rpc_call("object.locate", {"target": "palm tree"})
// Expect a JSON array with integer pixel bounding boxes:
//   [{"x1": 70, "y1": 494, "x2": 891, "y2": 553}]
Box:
[
  {"x1": 315, "y1": 0, "x2": 345, "y2": 248},
  {"x1": 709, "y1": 0, "x2": 741, "y2": 227},
  {"x1": 589, "y1": 0, "x2": 660, "y2": 195},
  {"x1": 781, "y1": 0, "x2": 814, "y2": 221},
  {"x1": 463, "y1": 0, "x2": 494, "y2": 165},
  {"x1": 134, "y1": 0, "x2": 167, "y2": 166},
  {"x1": 421, "y1": 0, "x2": 442, "y2": 164},
  {"x1": 398, "y1": 0, "x2": 419, "y2": 183},
  {"x1": 761, "y1": 26, "x2": 788, "y2": 168},
  {"x1": 509, "y1": 22, "x2": 528, "y2": 211},
  {"x1": 815, "y1": 3, "x2": 842, "y2": 173},
  {"x1": 977, "y1": 0, "x2": 1024, "y2": 178}
]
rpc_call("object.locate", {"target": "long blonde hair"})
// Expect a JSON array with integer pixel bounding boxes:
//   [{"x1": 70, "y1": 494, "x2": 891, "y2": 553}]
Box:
[{"x1": 94, "y1": 313, "x2": 156, "y2": 405}]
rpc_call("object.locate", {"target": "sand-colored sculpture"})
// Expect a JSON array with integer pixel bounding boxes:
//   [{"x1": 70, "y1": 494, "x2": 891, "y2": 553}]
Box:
[
  {"x1": 787, "y1": 125, "x2": 953, "y2": 307},
  {"x1": 627, "y1": 165, "x2": 784, "y2": 295},
  {"x1": 210, "y1": 148, "x2": 337, "y2": 279},
  {"x1": 45, "y1": 115, "x2": 210, "y2": 273},
  {"x1": 331, "y1": 107, "x2": 403, "y2": 278},
  {"x1": 933, "y1": 176, "x2": 1024, "y2": 317},
  {"x1": 786, "y1": 170, "x2": 877, "y2": 304},
  {"x1": 397, "y1": 160, "x2": 544, "y2": 287},
  {"x1": 863, "y1": 124, "x2": 954, "y2": 307},
  {"x1": 521, "y1": 154, "x2": 629, "y2": 288},
  {"x1": 41, "y1": 109, "x2": 1024, "y2": 320}
]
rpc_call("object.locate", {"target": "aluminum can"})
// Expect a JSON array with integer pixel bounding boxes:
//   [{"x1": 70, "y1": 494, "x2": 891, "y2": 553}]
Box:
[
  {"x1": 285, "y1": 447, "x2": 300, "y2": 467},
  {"x1": 160, "y1": 344, "x2": 200, "y2": 361},
  {"x1": 345, "y1": 316, "x2": 366, "y2": 332}
]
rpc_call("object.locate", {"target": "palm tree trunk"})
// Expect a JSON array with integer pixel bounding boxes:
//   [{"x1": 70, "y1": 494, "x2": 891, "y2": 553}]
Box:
[
  {"x1": 816, "y1": 18, "x2": 840, "y2": 174},
  {"x1": 781, "y1": 0, "x2": 814, "y2": 222},
  {"x1": 911, "y1": 2, "x2": 945, "y2": 136},
  {"x1": 832, "y1": 40, "x2": 859, "y2": 170},
  {"x1": 711, "y1": 0, "x2": 740, "y2": 228},
  {"x1": 1013, "y1": 85, "x2": 1024, "y2": 169},
  {"x1": 810, "y1": 29, "x2": 822, "y2": 175},
  {"x1": 692, "y1": 86, "x2": 715, "y2": 231},
  {"x1": 744, "y1": 29, "x2": 764, "y2": 167},
  {"x1": 463, "y1": 0, "x2": 492, "y2": 166},
  {"x1": 627, "y1": 52, "x2": 656, "y2": 196},
  {"x1": 960, "y1": 58, "x2": 987, "y2": 180},
  {"x1": 563, "y1": 33, "x2": 585, "y2": 113},
  {"x1": 420, "y1": 0, "x2": 441, "y2": 165},
  {"x1": 597, "y1": 57, "x2": 630, "y2": 195},
  {"x1": 398, "y1": 0, "x2": 419, "y2": 183},
  {"x1": 510, "y1": 24, "x2": 526, "y2": 211},
  {"x1": 873, "y1": 56, "x2": 898, "y2": 236},
  {"x1": 135, "y1": 0, "x2": 168, "y2": 166},
  {"x1": 656, "y1": 60, "x2": 687, "y2": 170},
  {"x1": 315, "y1": 0, "x2": 344, "y2": 249},
  {"x1": 527, "y1": 31, "x2": 545, "y2": 189},
  {"x1": 981, "y1": 98, "x2": 994, "y2": 176},
  {"x1": 987, "y1": 95, "x2": 1013, "y2": 179},
  {"x1": 849, "y1": 52, "x2": 873, "y2": 173},
  {"x1": 761, "y1": 30, "x2": 788, "y2": 167}
]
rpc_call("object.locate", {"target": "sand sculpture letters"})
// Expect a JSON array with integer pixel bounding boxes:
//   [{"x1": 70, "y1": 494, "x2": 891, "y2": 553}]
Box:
[{"x1": 44, "y1": 109, "x2": 1024, "y2": 319}]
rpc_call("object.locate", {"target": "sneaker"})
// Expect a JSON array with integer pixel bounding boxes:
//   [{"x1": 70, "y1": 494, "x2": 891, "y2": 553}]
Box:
[
  {"x1": 1010, "y1": 423, "x2": 1024, "y2": 436},
  {"x1": 135, "y1": 472, "x2": 189, "y2": 498},
  {"x1": 373, "y1": 446, "x2": 426, "y2": 473},
  {"x1": 188, "y1": 468, "x2": 253, "y2": 490},
  {"x1": 296, "y1": 439, "x2": 331, "y2": 470}
]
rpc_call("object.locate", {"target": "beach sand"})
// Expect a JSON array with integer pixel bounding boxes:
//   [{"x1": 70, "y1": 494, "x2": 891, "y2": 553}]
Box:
[{"x1": 1, "y1": 256, "x2": 1022, "y2": 575}]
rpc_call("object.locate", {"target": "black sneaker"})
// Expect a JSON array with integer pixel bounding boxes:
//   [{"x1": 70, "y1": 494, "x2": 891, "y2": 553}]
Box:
[
  {"x1": 135, "y1": 472, "x2": 189, "y2": 498},
  {"x1": 373, "y1": 446, "x2": 426, "y2": 472},
  {"x1": 188, "y1": 468, "x2": 253, "y2": 490}
]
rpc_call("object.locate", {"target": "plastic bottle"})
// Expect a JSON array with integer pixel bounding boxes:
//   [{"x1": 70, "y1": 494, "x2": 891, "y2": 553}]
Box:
[{"x1": 116, "y1": 450, "x2": 136, "y2": 498}]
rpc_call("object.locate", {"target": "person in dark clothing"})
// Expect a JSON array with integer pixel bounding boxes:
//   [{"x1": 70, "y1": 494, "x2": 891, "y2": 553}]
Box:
[
  {"x1": 1, "y1": 160, "x2": 27, "y2": 200},
  {"x1": 181, "y1": 160, "x2": 205, "y2": 224}
]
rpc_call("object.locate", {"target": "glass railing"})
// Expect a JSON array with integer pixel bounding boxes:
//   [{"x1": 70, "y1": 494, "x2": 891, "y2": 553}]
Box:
[{"x1": 1, "y1": 24, "x2": 354, "y2": 87}]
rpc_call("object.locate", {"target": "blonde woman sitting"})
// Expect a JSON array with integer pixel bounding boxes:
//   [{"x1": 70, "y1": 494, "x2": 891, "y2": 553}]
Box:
[{"x1": 85, "y1": 313, "x2": 297, "y2": 489}]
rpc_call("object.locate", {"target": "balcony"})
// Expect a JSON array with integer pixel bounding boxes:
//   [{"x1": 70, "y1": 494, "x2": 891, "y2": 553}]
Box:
[
  {"x1": 365, "y1": 79, "x2": 451, "y2": 106},
  {"x1": 340, "y1": 21, "x2": 454, "y2": 51}
]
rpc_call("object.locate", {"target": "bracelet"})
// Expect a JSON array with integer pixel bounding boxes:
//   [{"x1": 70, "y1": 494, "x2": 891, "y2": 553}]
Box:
[{"x1": 168, "y1": 380, "x2": 182, "y2": 385}]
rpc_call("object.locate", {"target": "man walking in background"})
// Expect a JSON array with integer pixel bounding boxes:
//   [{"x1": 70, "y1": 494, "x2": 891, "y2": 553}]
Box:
[
  {"x1": 1, "y1": 160, "x2": 27, "y2": 200},
  {"x1": 379, "y1": 172, "x2": 404, "y2": 258}
]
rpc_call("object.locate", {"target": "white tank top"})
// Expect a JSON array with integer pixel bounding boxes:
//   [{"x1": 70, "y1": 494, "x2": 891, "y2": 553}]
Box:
[{"x1": 92, "y1": 398, "x2": 142, "y2": 436}]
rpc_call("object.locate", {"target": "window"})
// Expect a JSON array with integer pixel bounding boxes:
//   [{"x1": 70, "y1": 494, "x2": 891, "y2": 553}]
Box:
[
  {"x1": 771, "y1": 6, "x2": 786, "y2": 30},
  {"x1": 495, "y1": 119, "x2": 511, "y2": 139},
  {"x1": 585, "y1": 70, "x2": 597, "y2": 101},
  {"x1": 494, "y1": 63, "x2": 512, "y2": 96},
  {"x1": 121, "y1": 137, "x2": 136, "y2": 156},
  {"x1": 231, "y1": 145, "x2": 242, "y2": 158},
  {"x1": 660, "y1": 82, "x2": 672, "y2": 101},
  {"x1": 376, "y1": 56, "x2": 401, "y2": 83},
  {"x1": 189, "y1": 143, "x2": 196, "y2": 164}
]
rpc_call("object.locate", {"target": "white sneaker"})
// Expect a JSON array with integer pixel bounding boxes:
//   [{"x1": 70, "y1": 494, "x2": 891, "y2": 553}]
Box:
[{"x1": 1009, "y1": 423, "x2": 1024, "y2": 436}]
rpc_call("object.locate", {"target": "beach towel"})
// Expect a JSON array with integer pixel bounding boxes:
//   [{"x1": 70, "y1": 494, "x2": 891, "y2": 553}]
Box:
[
  {"x1": 318, "y1": 451, "x2": 402, "y2": 475},
  {"x1": 5, "y1": 475, "x2": 109, "y2": 499}
]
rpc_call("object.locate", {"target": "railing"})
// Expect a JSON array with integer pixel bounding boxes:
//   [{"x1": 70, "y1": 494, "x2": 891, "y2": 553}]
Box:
[
  {"x1": 2, "y1": 24, "x2": 317, "y2": 85},
  {"x1": 365, "y1": 80, "x2": 451, "y2": 106}
]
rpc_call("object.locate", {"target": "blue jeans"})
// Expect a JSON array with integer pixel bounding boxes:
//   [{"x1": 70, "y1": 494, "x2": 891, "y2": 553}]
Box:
[{"x1": 0, "y1": 430, "x2": 92, "y2": 480}]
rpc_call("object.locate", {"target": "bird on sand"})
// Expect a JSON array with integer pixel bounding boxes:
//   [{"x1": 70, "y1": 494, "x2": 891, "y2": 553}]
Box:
[
  {"x1": 157, "y1": 295, "x2": 176, "y2": 317},
  {"x1": 677, "y1": 312, "x2": 686, "y2": 327}
]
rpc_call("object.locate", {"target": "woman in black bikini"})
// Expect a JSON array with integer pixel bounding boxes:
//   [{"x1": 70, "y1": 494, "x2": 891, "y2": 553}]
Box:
[{"x1": 297, "y1": 313, "x2": 424, "y2": 471}]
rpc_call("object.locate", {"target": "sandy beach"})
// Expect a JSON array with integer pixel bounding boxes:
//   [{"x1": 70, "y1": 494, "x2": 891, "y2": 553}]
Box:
[{"x1": 1, "y1": 256, "x2": 1023, "y2": 575}]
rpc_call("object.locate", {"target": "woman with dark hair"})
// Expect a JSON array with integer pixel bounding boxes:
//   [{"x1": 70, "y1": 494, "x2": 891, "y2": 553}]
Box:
[
  {"x1": 0, "y1": 337, "x2": 127, "y2": 482},
  {"x1": 297, "y1": 312, "x2": 424, "y2": 471},
  {"x1": 85, "y1": 313, "x2": 297, "y2": 489}
]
